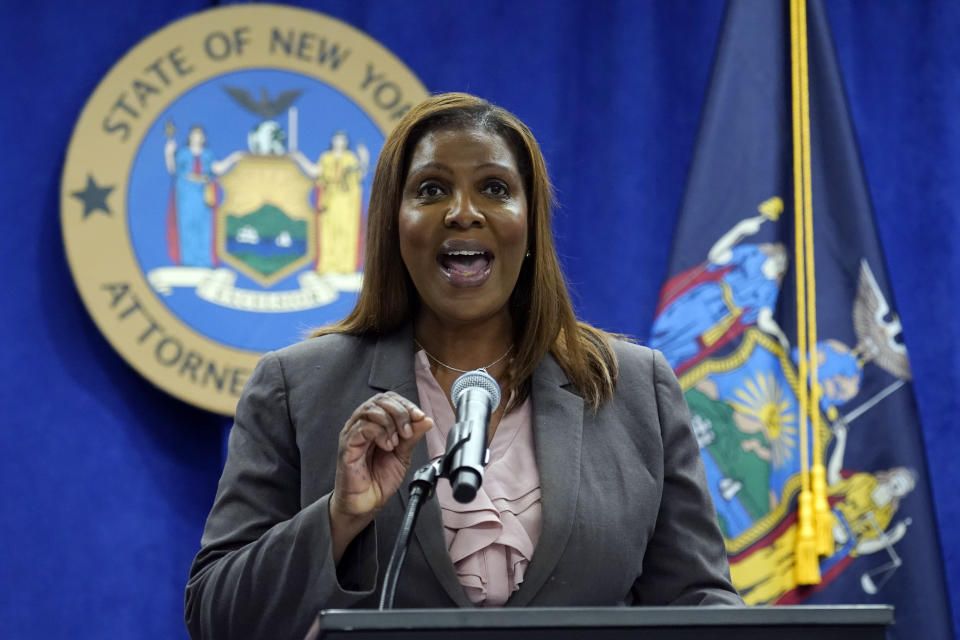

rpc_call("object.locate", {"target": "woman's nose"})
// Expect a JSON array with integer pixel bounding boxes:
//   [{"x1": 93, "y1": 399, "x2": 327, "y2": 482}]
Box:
[{"x1": 444, "y1": 192, "x2": 484, "y2": 229}]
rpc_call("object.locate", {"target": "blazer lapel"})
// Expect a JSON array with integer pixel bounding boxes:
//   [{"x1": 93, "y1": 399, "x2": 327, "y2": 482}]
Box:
[
  {"x1": 368, "y1": 326, "x2": 471, "y2": 607},
  {"x1": 507, "y1": 353, "x2": 584, "y2": 607}
]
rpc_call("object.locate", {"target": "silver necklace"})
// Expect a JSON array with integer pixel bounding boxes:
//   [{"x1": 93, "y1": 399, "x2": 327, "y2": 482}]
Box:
[{"x1": 414, "y1": 340, "x2": 513, "y2": 373}]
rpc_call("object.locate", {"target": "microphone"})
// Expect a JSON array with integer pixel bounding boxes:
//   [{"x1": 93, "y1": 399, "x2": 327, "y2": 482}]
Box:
[{"x1": 445, "y1": 369, "x2": 501, "y2": 503}]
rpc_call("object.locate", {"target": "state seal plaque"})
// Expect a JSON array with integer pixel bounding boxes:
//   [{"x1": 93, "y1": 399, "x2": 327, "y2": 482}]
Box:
[{"x1": 61, "y1": 5, "x2": 429, "y2": 414}]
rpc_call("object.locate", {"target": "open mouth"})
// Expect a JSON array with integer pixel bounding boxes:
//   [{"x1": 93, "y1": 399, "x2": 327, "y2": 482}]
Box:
[{"x1": 436, "y1": 240, "x2": 494, "y2": 287}]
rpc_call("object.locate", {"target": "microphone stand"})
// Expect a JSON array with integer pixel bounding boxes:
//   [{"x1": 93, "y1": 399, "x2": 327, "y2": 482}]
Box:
[{"x1": 378, "y1": 429, "x2": 474, "y2": 610}]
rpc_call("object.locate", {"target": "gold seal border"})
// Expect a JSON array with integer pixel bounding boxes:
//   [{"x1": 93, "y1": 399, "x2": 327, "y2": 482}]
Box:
[{"x1": 60, "y1": 4, "x2": 428, "y2": 415}]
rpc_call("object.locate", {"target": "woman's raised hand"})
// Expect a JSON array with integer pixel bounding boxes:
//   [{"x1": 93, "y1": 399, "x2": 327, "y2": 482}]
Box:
[{"x1": 328, "y1": 392, "x2": 434, "y2": 561}]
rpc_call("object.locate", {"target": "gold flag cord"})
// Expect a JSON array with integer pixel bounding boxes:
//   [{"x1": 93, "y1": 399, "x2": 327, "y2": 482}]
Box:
[
  {"x1": 800, "y1": 0, "x2": 835, "y2": 560},
  {"x1": 790, "y1": 0, "x2": 825, "y2": 584}
]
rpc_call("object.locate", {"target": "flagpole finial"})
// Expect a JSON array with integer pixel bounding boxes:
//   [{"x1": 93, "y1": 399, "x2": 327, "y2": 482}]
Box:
[{"x1": 758, "y1": 196, "x2": 783, "y2": 220}]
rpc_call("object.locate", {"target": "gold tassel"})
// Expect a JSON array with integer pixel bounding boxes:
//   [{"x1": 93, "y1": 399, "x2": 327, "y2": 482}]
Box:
[
  {"x1": 812, "y1": 463, "x2": 835, "y2": 555},
  {"x1": 795, "y1": 489, "x2": 821, "y2": 584}
]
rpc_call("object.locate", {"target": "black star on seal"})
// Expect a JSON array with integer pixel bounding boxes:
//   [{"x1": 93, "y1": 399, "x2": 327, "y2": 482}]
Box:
[{"x1": 71, "y1": 174, "x2": 114, "y2": 218}]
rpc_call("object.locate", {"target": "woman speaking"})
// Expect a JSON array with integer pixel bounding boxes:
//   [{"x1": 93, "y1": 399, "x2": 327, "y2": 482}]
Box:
[{"x1": 185, "y1": 93, "x2": 741, "y2": 640}]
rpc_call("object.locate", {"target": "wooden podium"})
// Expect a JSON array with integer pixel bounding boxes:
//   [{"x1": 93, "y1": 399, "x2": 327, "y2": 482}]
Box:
[{"x1": 306, "y1": 605, "x2": 893, "y2": 639}]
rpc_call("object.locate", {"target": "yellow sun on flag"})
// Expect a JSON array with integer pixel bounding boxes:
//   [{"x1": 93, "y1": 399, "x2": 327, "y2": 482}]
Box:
[{"x1": 728, "y1": 373, "x2": 798, "y2": 468}]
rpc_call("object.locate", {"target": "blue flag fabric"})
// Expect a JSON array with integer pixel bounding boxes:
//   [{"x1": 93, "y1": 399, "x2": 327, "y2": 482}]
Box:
[{"x1": 648, "y1": 1, "x2": 952, "y2": 637}]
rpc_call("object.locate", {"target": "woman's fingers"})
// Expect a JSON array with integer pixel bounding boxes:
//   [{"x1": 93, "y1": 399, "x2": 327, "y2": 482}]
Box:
[
  {"x1": 393, "y1": 414, "x2": 434, "y2": 462},
  {"x1": 341, "y1": 419, "x2": 394, "y2": 463},
  {"x1": 340, "y1": 392, "x2": 431, "y2": 462},
  {"x1": 389, "y1": 392, "x2": 426, "y2": 421},
  {"x1": 369, "y1": 394, "x2": 412, "y2": 441},
  {"x1": 348, "y1": 393, "x2": 417, "y2": 441},
  {"x1": 334, "y1": 393, "x2": 435, "y2": 525}
]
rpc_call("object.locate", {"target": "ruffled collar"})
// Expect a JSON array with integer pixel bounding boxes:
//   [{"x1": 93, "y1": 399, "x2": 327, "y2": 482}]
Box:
[{"x1": 415, "y1": 350, "x2": 542, "y2": 606}]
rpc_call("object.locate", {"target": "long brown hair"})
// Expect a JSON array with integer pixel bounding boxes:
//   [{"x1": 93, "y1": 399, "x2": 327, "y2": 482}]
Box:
[{"x1": 312, "y1": 93, "x2": 619, "y2": 409}]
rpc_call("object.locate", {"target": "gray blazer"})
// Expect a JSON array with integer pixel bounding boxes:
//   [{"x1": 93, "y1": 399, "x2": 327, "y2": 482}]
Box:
[{"x1": 185, "y1": 325, "x2": 741, "y2": 640}]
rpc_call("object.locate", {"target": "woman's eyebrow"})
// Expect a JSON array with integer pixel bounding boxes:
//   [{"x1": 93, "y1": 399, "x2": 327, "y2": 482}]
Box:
[
  {"x1": 407, "y1": 161, "x2": 516, "y2": 176},
  {"x1": 473, "y1": 162, "x2": 516, "y2": 173},
  {"x1": 407, "y1": 161, "x2": 451, "y2": 175}
]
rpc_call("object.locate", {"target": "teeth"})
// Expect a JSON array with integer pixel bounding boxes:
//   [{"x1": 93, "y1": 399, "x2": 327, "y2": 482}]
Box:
[{"x1": 446, "y1": 250, "x2": 485, "y2": 256}]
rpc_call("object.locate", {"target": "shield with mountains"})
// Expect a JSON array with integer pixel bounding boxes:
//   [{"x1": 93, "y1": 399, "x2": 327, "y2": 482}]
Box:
[{"x1": 217, "y1": 155, "x2": 315, "y2": 287}]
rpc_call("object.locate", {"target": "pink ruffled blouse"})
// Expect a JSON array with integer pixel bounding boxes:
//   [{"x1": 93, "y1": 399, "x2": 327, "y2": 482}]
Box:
[{"x1": 414, "y1": 350, "x2": 542, "y2": 607}]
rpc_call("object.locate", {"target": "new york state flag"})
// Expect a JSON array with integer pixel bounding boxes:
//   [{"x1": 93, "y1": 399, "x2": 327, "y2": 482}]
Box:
[{"x1": 648, "y1": 2, "x2": 952, "y2": 638}]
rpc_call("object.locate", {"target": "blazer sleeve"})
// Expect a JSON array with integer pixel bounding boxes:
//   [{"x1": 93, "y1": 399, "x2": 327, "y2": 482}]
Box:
[
  {"x1": 184, "y1": 352, "x2": 379, "y2": 640},
  {"x1": 632, "y1": 350, "x2": 743, "y2": 606}
]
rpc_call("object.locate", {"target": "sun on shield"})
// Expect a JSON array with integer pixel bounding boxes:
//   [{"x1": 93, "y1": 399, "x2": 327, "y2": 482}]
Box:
[{"x1": 217, "y1": 155, "x2": 315, "y2": 287}]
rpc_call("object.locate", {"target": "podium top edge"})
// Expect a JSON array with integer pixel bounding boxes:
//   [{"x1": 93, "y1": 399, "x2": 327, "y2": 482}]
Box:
[{"x1": 317, "y1": 605, "x2": 894, "y2": 630}]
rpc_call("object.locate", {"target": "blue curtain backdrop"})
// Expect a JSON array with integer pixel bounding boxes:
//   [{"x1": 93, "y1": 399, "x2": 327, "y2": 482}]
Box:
[{"x1": 0, "y1": 1, "x2": 957, "y2": 639}]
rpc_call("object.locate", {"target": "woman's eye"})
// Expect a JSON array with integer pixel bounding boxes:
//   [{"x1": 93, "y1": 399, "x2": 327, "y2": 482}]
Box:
[
  {"x1": 482, "y1": 181, "x2": 509, "y2": 197},
  {"x1": 417, "y1": 182, "x2": 445, "y2": 199}
]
